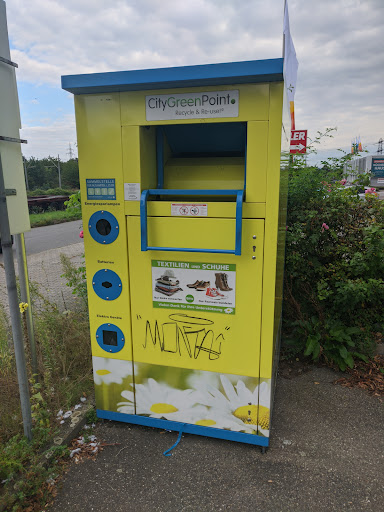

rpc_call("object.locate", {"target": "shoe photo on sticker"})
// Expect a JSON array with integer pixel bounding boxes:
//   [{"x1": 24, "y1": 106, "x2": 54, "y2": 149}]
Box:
[
  {"x1": 206, "y1": 287, "x2": 225, "y2": 300},
  {"x1": 215, "y1": 273, "x2": 232, "y2": 291}
]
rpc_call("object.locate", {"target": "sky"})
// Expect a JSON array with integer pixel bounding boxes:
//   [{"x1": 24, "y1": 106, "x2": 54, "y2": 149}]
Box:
[{"x1": 4, "y1": 0, "x2": 384, "y2": 163}]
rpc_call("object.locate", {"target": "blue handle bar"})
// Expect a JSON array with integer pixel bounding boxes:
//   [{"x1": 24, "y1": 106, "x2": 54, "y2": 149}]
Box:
[{"x1": 140, "y1": 189, "x2": 244, "y2": 255}]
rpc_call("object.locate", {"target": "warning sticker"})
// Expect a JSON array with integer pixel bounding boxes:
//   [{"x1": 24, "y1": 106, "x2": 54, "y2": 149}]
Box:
[
  {"x1": 171, "y1": 203, "x2": 208, "y2": 217},
  {"x1": 152, "y1": 259, "x2": 236, "y2": 315}
]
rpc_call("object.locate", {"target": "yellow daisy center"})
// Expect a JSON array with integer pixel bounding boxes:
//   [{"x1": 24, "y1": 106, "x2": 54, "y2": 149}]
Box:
[
  {"x1": 195, "y1": 419, "x2": 216, "y2": 426},
  {"x1": 233, "y1": 404, "x2": 270, "y2": 429},
  {"x1": 96, "y1": 369, "x2": 111, "y2": 376},
  {"x1": 150, "y1": 403, "x2": 178, "y2": 414}
]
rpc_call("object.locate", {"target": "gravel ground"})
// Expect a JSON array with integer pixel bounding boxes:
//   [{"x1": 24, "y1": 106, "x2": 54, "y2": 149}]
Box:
[{"x1": 51, "y1": 366, "x2": 384, "y2": 512}]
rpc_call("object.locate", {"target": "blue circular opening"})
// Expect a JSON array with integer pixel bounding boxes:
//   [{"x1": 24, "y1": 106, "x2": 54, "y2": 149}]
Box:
[
  {"x1": 96, "y1": 323, "x2": 125, "y2": 353},
  {"x1": 92, "y1": 269, "x2": 122, "y2": 300},
  {"x1": 88, "y1": 211, "x2": 119, "y2": 244}
]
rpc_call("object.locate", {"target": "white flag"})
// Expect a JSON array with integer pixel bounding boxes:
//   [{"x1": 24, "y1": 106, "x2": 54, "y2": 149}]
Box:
[{"x1": 283, "y1": 2, "x2": 298, "y2": 103}]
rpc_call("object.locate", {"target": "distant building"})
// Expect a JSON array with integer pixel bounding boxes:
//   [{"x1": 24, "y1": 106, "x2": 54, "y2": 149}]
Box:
[{"x1": 344, "y1": 155, "x2": 384, "y2": 188}]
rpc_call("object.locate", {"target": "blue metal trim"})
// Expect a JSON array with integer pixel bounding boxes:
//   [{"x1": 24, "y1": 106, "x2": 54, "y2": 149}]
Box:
[
  {"x1": 96, "y1": 409, "x2": 269, "y2": 447},
  {"x1": 140, "y1": 190, "x2": 150, "y2": 251},
  {"x1": 96, "y1": 323, "x2": 125, "y2": 353},
  {"x1": 61, "y1": 58, "x2": 284, "y2": 95},
  {"x1": 156, "y1": 127, "x2": 164, "y2": 188},
  {"x1": 92, "y1": 269, "x2": 122, "y2": 301},
  {"x1": 243, "y1": 127, "x2": 248, "y2": 197},
  {"x1": 235, "y1": 190, "x2": 244, "y2": 255},
  {"x1": 140, "y1": 189, "x2": 244, "y2": 255},
  {"x1": 147, "y1": 247, "x2": 236, "y2": 254},
  {"x1": 88, "y1": 210, "x2": 119, "y2": 245}
]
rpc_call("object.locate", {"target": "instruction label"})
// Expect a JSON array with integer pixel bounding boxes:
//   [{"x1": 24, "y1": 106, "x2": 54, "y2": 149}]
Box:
[
  {"x1": 152, "y1": 259, "x2": 236, "y2": 315},
  {"x1": 86, "y1": 179, "x2": 116, "y2": 200},
  {"x1": 124, "y1": 183, "x2": 141, "y2": 201},
  {"x1": 146, "y1": 90, "x2": 239, "y2": 121},
  {"x1": 171, "y1": 203, "x2": 207, "y2": 217}
]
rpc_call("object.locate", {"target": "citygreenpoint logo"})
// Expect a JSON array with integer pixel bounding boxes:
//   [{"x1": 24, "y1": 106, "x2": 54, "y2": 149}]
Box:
[
  {"x1": 147, "y1": 92, "x2": 236, "y2": 111},
  {"x1": 185, "y1": 294, "x2": 194, "y2": 303}
]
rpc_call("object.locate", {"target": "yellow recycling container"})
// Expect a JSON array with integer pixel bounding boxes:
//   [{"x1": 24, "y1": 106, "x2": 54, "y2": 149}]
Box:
[{"x1": 62, "y1": 59, "x2": 290, "y2": 450}]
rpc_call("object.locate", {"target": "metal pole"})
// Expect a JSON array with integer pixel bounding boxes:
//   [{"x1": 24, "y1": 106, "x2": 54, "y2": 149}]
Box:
[
  {"x1": 57, "y1": 154, "x2": 61, "y2": 188},
  {"x1": 23, "y1": 157, "x2": 29, "y2": 191},
  {"x1": 15, "y1": 232, "x2": 38, "y2": 378},
  {"x1": 0, "y1": 153, "x2": 32, "y2": 440}
]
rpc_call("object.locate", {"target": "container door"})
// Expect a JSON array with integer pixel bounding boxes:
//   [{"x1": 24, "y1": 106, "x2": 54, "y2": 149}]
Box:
[{"x1": 125, "y1": 214, "x2": 268, "y2": 435}]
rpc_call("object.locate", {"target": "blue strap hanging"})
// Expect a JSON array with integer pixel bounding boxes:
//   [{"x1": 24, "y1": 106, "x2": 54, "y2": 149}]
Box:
[{"x1": 163, "y1": 424, "x2": 186, "y2": 457}]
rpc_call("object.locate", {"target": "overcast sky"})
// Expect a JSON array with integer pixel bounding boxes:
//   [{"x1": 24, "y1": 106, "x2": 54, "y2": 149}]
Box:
[{"x1": 5, "y1": 0, "x2": 384, "y2": 163}]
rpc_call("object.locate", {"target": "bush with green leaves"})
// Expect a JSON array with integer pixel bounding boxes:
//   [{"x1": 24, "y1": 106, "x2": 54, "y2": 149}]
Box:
[
  {"x1": 64, "y1": 190, "x2": 81, "y2": 212},
  {"x1": 283, "y1": 139, "x2": 384, "y2": 370}
]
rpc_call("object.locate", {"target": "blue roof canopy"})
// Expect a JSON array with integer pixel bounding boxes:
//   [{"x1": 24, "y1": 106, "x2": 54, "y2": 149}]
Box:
[{"x1": 61, "y1": 58, "x2": 284, "y2": 95}]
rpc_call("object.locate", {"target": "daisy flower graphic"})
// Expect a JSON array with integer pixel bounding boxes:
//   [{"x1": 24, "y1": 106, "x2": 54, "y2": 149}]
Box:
[
  {"x1": 180, "y1": 405, "x2": 230, "y2": 429},
  {"x1": 92, "y1": 357, "x2": 135, "y2": 386},
  {"x1": 117, "y1": 378, "x2": 197, "y2": 420},
  {"x1": 195, "y1": 375, "x2": 271, "y2": 436},
  {"x1": 186, "y1": 370, "x2": 220, "y2": 390}
]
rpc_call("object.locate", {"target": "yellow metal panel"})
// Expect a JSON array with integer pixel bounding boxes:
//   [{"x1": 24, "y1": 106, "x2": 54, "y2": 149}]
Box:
[
  {"x1": 121, "y1": 84, "x2": 270, "y2": 126},
  {"x1": 122, "y1": 125, "x2": 157, "y2": 194},
  {"x1": 124, "y1": 201, "x2": 266, "y2": 219},
  {"x1": 122, "y1": 125, "x2": 141, "y2": 184},
  {"x1": 164, "y1": 157, "x2": 245, "y2": 191},
  {"x1": 127, "y1": 215, "x2": 265, "y2": 377},
  {"x1": 74, "y1": 93, "x2": 133, "y2": 362},
  {"x1": 147, "y1": 216, "x2": 236, "y2": 252},
  {"x1": 259, "y1": 82, "x2": 285, "y2": 379},
  {"x1": 246, "y1": 121, "x2": 269, "y2": 203}
]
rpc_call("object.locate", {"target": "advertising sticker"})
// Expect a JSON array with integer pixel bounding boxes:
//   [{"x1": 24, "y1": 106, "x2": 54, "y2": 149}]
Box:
[
  {"x1": 371, "y1": 158, "x2": 384, "y2": 178},
  {"x1": 152, "y1": 260, "x2": 236, "y2": 314}
]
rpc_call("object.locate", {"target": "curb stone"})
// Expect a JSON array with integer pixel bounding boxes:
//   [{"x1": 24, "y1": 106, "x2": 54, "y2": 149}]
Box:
[{"x1": 53, "y1": 398, "x2": 96, "y2": 448}]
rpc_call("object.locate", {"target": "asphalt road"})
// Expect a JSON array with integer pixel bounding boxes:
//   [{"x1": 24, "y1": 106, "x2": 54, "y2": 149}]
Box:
[{"x1": 0, "y1": 220, "x2": 83, "y2": 260}]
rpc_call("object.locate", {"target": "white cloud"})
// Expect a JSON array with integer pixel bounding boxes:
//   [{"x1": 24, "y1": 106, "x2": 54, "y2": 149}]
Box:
[
  {"x1": 20, "y1": 114, "x2": 77, "y2": 159},
  {"x1": 4, "y1": 0, "x2": 384, "y2": 161}
]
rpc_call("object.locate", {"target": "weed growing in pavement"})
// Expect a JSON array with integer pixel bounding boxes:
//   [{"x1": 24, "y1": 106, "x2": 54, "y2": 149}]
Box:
[
  {"x1": 85, "y1": 407, "x2": 98, "y2": 425},
  {"x1": 60, "y1": 253, "x2": 88, "y2": 309}
]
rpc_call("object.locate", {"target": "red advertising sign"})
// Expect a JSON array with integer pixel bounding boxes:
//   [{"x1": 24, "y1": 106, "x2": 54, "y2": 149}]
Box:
[{"x1": 290, "y1": 130, "x2": 307, "y2": 154}]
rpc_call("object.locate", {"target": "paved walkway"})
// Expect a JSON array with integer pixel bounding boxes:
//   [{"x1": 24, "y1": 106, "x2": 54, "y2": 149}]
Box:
[
  {"x1": 0, "y1": 242, "x2": 84, "y2": 314},
  {"x1": 51, "y1": 367, "x2": 384, "y2": 512}
]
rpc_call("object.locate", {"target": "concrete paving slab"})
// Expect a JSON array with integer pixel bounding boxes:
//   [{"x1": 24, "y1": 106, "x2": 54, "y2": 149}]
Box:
[
  {"x1": 0, "y1": 242, "x2": 84, "y2": 314},
  {"x1": 51, "y1": 367, "x2": 384, "y2": 512}
]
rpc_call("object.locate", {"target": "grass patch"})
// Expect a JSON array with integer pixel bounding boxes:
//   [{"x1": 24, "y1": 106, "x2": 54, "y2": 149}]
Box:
[
  {"x1": 0, "y1": 257, "x2": 92, "y2": 511},
  {"x1": 29, "y1": 209, "x2": 82, "y2": 228}
]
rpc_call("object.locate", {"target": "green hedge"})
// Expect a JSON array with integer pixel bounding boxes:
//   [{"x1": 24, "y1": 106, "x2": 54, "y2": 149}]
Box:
[{"x1": 283, "y1": 153, "x2": 384, "y2": 370}]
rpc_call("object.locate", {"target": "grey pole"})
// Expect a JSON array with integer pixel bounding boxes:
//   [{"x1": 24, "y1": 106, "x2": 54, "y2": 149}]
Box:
[
  {"x1": 57, "y1": 154, "x2": 61, "y2": 189},
  {"x1": 15, "y1": 232, "x2": 38, "y2": 378},
  {"x1": 22, "y1": 157, "x2": 29, "y2": 191},
  {"x1": 0, "y1": 153, "x2": 32, "y2": 440}
]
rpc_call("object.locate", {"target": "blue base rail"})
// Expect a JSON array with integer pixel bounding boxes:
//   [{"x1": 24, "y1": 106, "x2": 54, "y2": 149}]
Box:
[
  {"x1": 140, "y1": 189, "x2": 244, "y2": 255},
  {"x1": 97, "y1": 409, "x2": 269, "y2": 447}
]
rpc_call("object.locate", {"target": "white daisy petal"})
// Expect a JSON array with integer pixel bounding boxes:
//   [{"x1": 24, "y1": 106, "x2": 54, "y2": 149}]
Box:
[{"x1": 220, "y1": 375, "x2": 239, "y2": 404}]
